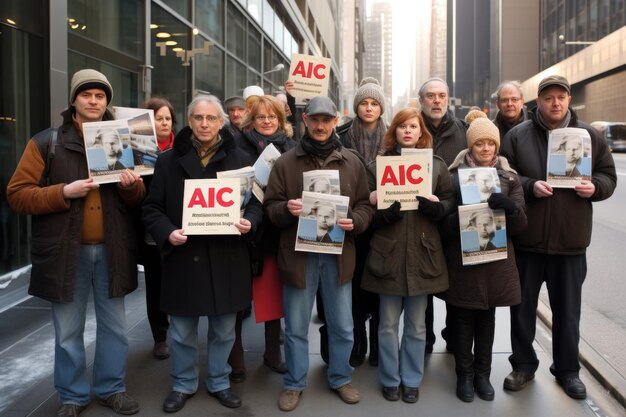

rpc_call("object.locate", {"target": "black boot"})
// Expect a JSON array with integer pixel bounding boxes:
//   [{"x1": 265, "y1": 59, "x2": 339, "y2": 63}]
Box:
[
  {"x1": 474, "y1": 373, "x2": 494, "y2": 401},
  {"x1": 456, "y1": 374, "x2": 474, "y2": 402},
  {"x1": 474, "y1": 308, "x2": 495, "y2": 401},
  {"x1": 368, "y1": 316, "x2": 379, "y2": 366},
  {"x1": 349, "y1": 319, "x2": 367, "y2": 367}
]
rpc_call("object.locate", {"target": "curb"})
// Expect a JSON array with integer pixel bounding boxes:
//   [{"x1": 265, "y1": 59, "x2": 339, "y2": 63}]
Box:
[{"x1": 537, "y1": 299, "x2": 626, "y2": 409}]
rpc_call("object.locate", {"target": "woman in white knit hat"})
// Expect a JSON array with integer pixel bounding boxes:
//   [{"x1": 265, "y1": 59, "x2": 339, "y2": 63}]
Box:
[{"x1": 441, "y1": 110, "x2": 527, "y2": 403}]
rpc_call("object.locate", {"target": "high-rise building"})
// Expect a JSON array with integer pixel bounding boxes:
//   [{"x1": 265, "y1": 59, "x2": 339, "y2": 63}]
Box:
[
  {"x1": 364, "y1": 0, "x2": 392, "y2": 119},
  {"x1": 340, "y1": 0, "x2": 366, "y2": 117}
]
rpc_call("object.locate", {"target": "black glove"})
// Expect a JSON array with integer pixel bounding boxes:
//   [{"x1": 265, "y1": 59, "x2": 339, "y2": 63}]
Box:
[
  {"x1": 416, "y1": 196, "x2": 445, "y2": 220},
  {"x1": 371, "y1": 201, "x2": 403, "y2": 230},
  {"x1": 487, "y1": 192, "x2": 518, "y2": 215}
]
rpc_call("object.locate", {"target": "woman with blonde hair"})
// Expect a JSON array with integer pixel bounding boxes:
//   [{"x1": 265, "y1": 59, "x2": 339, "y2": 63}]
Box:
[{"x1": 228, "y1": 95, "x2": 295, "y2": 382}]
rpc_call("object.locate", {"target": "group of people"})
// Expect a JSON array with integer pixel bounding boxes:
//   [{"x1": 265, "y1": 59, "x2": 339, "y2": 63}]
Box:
[{"x1": 6, "y1": 68, "x2": 616, "y2": 417}]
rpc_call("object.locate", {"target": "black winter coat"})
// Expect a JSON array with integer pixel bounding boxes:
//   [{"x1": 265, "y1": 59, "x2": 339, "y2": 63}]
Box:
[
  {"x1": 500, "y1": 108, "x2": 616, "y2": 255},
  {"x1": 423, "y1": 109, "x2": 468, "y2": 166},
  {"x1": 142, "y1": 126, "x2": 263, "y2": 316}
]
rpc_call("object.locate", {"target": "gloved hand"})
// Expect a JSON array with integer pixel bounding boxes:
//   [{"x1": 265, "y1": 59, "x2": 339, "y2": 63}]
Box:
[
  {"x1": 487, "y1": 192, "x2": 518, "y2": 215},
  {"x1": 416, "y1": 196, "x2": 445, "y2": 220},
  {"x1": 371, "y1": 201, "x2": 403, "y2": 229}
]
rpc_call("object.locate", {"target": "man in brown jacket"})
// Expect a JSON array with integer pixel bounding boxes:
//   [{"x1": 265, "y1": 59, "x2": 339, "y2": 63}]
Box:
[
  {"x1": 7, "y1": 69, "x2": 144, "y2": 417},
  {"x1": 264, "y1": 96, "x2": 374, "y2": 412}
]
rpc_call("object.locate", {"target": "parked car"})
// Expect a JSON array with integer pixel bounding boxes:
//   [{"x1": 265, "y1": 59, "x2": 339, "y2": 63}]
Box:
[{"x1": 591, "y1": 121, "x2": 626, "y2": 152}]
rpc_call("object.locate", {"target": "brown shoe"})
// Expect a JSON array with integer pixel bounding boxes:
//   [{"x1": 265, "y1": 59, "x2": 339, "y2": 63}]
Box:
[
  {"x1": 153, "y1": 342, "x2": 170, "y2": 360},
  {"x1": 278, "y1": 390, "x2": 302, "y2": 412},
  {"x1": 333, "y1": 383, "x2": 360, "y2": 404}
]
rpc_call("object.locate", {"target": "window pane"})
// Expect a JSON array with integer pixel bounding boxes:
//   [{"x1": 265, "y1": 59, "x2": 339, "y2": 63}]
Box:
[
  {"x1": 226, "y1": 56, "x2": 247, "y2": 97},
  {"x1": 151, "y1": 4, "x2": 192, "y2": 125},
  {"x1": 247, "y1": 0, "x2": 261, "y2": 23},
  {"x1": 68, "y1": 0, "x2": 143, "y2": 60},
  {"x1": 273, "y1": 16, "x2": 284, "y2": 49},
  {"x1": 195, "y1": 0, "x2": 223, "y2": 44},
  {"x1": 227, "y1": 2, "x2": 246, "y2": 60},
  {"x1": 262, "y1": 0, "x2": 274, "y2": 36},
  {"x1": 248, "y1": 26, "x2": 261, "y2": 72},
  {"x1": 195, "y1": 40, "x2": 224, "y2": 100},
  {"x1": 161, "y1": 0, "x2": 190, "y2": 19}
]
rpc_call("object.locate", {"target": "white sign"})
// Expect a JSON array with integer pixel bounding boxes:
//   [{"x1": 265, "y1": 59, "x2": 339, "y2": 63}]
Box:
[
  {"x1": 376, "y1": 152, "x2": 432, "y2": 211},
  {"x1": 182, "y1": 178, "x2": 241, "y2": 235},
  {"x1": 287, "y1": 53, "x2": 332, "y2": 98}
]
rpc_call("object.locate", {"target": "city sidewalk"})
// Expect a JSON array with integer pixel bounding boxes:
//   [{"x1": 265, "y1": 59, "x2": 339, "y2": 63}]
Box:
[{"x1": 1, "y1": 274, "x2": 625, "y2": 417}]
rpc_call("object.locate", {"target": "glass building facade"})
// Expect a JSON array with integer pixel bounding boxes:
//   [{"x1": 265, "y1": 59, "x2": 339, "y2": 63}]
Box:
[{"x1": 0, "y1": 0, "x2": 342, "y2": 309}]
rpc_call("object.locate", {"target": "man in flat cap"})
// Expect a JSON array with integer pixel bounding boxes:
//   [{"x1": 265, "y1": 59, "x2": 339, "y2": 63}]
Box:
[
  {"x1": 7, "y1": 69, "x2": 144, "y2": 417},
  {"x1": 223, "y1": 96, "x2": 245, "y2": 141},
  {"x1": 500, "y1": 75, "x2": 616, "y2": 400},
  {"x1": 264, "y1": 96, "x2": 374, "y2": 411}
]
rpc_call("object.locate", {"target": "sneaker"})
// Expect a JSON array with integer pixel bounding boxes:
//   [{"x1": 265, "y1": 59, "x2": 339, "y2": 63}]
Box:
[
  {"x1": 333, "y1": 383, "x2": 360, "y2": 404},
  {"x1": 278, "y1": 389, "x2": 302, "y2": 412},
  {"x1": 99, "y1": 392, "x2": 140, "y2": 415},
  {"x1": 57, "y1": 404, "x2": 87, "y2": 417}
]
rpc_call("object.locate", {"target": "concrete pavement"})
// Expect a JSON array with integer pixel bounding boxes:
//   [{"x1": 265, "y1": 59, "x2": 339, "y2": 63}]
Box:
[{"x1": 1, "y1": 274, "x2": 625, "y2": 417}]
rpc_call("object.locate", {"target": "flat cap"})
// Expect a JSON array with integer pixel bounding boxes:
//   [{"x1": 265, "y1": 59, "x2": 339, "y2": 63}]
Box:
[
  {"x1": 304, "y1": 96, "x2": 337, "y2": 117},
  {"x1": 537, "y1": 75, "x2": 570, "y2": 95},
  {"x1": 224, "y1": 96, "x2": 245, "y2": 110}
]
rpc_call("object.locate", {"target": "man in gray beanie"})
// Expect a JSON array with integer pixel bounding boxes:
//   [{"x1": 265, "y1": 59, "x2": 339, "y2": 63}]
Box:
[{"x1": 7, "y1": 69, "x2": 143, "y2": 417}]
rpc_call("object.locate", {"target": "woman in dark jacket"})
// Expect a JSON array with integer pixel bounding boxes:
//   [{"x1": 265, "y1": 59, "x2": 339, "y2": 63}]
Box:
[
  {"x1": 228, "y1": 95, "x2": 296, "y2": 382},
  {"x1": 142, "y1": 95, "x2": 262, "y2": 411},
  {"x1": 441, "y1": 110, "x2": 527, "y2": 403},
  {"x1": 361, "y1": 108, "x2": 455, "y2": 403}
]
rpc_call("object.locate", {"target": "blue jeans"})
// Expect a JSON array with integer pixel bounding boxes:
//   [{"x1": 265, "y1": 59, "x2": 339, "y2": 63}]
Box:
[
  {"x1": 169, "y1": 314, "x2": 236, "y2": 393},
  {"x1": 283, "y1": 253, "x2": 353, "y2": 390},
  {"x1": 378, "y1": 294, "x2": 427, "y2": 388},
  {"x1": 52, "y1": 244, "x2": 128, "y2": 405}
]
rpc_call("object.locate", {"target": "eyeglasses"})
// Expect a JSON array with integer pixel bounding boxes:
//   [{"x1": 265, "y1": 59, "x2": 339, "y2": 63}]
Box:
[
  {"x1": 192, "y1": 114, "x2": 220, "y2": 123},
  {"x1": 498, "y1": 97, "x2": 522, "y2": 104},
  {"x1": 255, "y1": 115, "x2": 278, "y2": 122}
]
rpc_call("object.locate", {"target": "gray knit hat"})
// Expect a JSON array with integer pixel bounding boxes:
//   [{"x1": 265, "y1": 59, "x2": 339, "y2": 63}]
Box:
[
  {"x1": 69, "y1": 69, "x2": 113, "y2": 105},
  {"x1": 353, "y1": 77, "x2": 385, "y2": 115}
]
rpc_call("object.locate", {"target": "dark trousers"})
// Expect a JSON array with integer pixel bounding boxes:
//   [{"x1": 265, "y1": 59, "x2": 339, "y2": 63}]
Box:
[
  {"x1": 142, "y1": 243, "x2": 169, "y2": 343},
  {"x1": 448, "y1": 305, "x2": 495, "y2": 376},
  {"x1": 509, "y1": 251, "x2": 586, "y2": 379}
]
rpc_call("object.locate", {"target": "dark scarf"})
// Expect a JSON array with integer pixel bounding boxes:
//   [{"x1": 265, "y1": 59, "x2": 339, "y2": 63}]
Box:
[
  {"x1": 191, "y1": 133, "x2": 223, "y2": 166},
  {"x1": 247, "y1": 128, "x2": 289, "y2": 153},
  {"x1": 536, "y1": 108, "x2": 572, "y2": 131},
  {"x1": 300, "y1": 132, "x2": 342, "y2": 159},
  {"x1": 346, "y1": 117, "x2": 387, "y2": 164}
]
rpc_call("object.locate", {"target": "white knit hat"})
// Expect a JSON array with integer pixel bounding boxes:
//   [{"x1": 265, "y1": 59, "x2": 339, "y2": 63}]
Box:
[
  {"x1": 243, "y1": 85, "x2": 264, "y2": 100},
  {"x1": 353, "y1": 77, "x2": 385, "y2": 115}
]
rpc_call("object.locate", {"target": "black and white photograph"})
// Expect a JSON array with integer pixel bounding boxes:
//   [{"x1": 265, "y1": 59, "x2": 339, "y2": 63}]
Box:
[
  {"x1": 302, "y1": 169, "x2": 341, "y2": 196},
  {"x1": 459, "y1": 203, "x2": 507, "y2": 266},
  {"x1": 458, "y1": 167, "x2": 501, "y2": 204},
  {"x1": 547, "y1": 127, "x2": 592, "y2": 187},
  {"x1": 295, "y1": 191, "x2": 349, "y2": 254},
  {"x1": 82, "y1": 119, "x2": 135, "y2": 184}
]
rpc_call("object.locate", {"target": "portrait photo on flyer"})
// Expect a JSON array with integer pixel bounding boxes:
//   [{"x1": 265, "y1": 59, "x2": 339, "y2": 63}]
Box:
[
  {"x1": 458, "y1": 167, "x2": 501, "y2": 204},
  {"x1": 458, "y1": 203, "x2": 508, "y2": 266},
  {"x1": 546, "y1": 127, "x2": 592, "y2": 188},
  {"x1": 82, "y1": 119, "x2": 135, "y2": 184},
  {"x1": 295, "y1": 191, "x2": 349, "y2": 254}
]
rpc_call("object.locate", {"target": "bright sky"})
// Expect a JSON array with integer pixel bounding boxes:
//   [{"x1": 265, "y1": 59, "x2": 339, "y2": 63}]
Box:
[{"x1": 368, "y1": 0, "x2": 431, "y2": 103}]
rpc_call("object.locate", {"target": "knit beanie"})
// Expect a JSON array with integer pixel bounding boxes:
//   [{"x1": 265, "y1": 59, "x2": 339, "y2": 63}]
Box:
[
  {"x1": 69, "y1": 69, "x2": 113, "y2": 105},
  {"x1": 353, "y1": 77, "x2": 385, "y2": 115},
  {"x1": 465, "y1": 110, "x2": 500, "y2": 152},
  {"x1": 243, "y1": 85, "x2": 264, "y2": 100}
]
